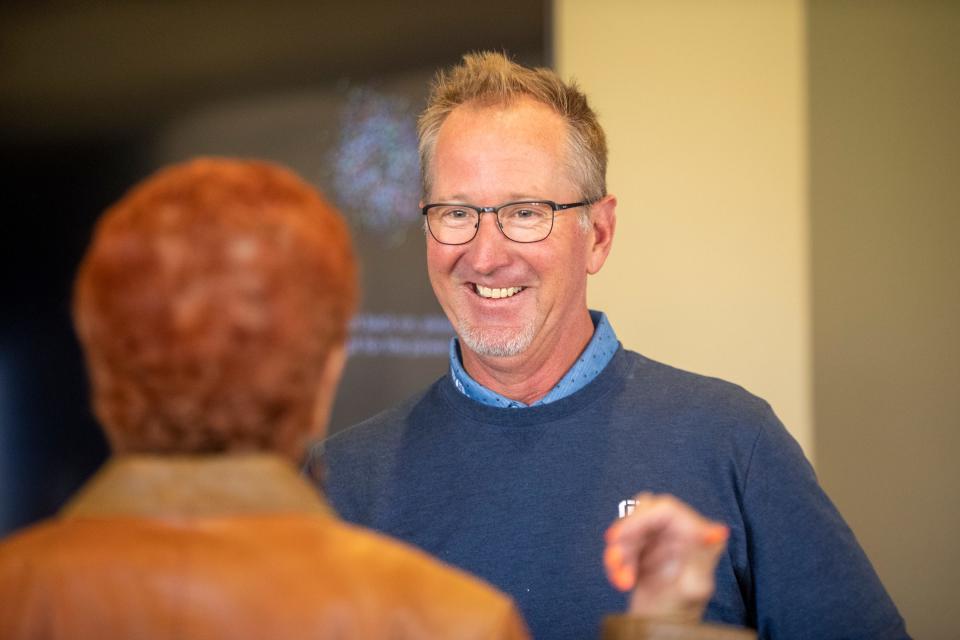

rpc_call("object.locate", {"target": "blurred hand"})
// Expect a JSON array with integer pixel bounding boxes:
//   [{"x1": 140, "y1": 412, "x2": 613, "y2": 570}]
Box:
[{"x1": 603, "y1": 492, "x2": 729, "y2": 622}]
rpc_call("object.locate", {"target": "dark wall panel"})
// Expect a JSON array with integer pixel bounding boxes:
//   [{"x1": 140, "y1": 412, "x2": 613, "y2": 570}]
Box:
[{"x1": 0, "y1": 1, "x2": 547, "y2": 536}]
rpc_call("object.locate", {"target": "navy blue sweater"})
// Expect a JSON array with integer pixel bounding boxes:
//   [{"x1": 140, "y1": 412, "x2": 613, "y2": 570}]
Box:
[{"x1": 315, "y1": 348, "x2": 908, "y2": 639}]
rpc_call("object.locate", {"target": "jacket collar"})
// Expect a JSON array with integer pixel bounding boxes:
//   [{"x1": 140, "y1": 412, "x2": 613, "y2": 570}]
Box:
[{"x1": 62, "y1": 454, "x2": 331, "y2": 519}]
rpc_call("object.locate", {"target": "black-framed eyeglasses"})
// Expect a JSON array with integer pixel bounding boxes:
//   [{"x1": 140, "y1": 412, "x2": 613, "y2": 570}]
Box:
[{"x1": 421, "y1": 200, "x2": 592, "y2": 245}]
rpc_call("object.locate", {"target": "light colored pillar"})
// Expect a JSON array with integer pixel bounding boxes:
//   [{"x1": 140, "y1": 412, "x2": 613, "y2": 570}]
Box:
[{"x1": 555, "y1": 0, "x2": 812, "y2": 456}]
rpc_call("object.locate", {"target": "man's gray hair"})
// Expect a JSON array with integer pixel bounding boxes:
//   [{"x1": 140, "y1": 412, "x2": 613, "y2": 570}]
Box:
[{"x1": 418, "y1": 51, "x2": 608, "y2": 215}]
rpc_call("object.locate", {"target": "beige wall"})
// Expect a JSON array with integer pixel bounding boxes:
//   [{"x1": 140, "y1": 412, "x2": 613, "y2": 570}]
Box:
[
  {"x1": 555, "y1": 1, "x2": 812, "y2": 456},
  {"x1": 809, "y1": 3, "x2": 960, "y2": 639}
]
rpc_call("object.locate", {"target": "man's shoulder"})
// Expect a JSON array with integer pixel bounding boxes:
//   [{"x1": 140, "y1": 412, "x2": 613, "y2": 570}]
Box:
[
  {"x1": 322, "y1": 376, "x2": 448, "y2": 451},
  {"x1": 620, "y1": 349, "x2": 776, "y2": 420},
  {"x1": 603, "y1": 348, "x2": 793, "y2": 459},
  {"x1": 309, "y1": 376, "x2": 451, "y2": 494}
]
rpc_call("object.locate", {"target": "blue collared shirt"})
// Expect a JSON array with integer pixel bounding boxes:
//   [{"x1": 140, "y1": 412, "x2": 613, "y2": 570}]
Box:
[{"x1": 449, "y1": 310, "x2": 620, "y2": 408}]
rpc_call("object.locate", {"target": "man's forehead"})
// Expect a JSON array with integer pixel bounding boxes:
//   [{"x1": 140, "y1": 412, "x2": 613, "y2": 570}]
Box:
[
  {"x1": 428, "y1": 97, "x2": 576, "y2": 201},
  {"x1": 435, "y1": 101, "x2": 566, "y2": 164},
  {"x1": 445, "y1": 95, "x2": 561, "y2": 126}
]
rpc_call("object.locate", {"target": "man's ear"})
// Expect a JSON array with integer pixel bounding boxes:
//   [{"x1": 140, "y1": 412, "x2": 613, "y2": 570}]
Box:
[{"x1": 586, "y1": 194, "x2": 617, "y2": 275}]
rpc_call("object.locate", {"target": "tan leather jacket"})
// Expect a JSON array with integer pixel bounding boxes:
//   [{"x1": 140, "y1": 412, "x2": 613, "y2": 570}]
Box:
[{"x1": 0, "y1": 455, "x2": 529, "y2": 640}]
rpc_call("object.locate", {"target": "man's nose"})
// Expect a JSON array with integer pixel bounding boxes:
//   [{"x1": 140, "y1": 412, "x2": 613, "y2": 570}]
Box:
[{"x1": 466, "y1": 212, "x2": 511, "y2": 273}]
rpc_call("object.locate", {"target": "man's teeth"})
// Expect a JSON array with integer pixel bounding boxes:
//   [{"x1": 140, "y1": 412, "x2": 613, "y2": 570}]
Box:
[{"x1": 475, "y1": 284, "x2": 523, "y2": 299}]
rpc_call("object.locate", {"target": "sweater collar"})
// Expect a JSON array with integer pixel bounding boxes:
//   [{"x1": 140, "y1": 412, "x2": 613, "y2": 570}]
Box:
[
  {"x1": 438, "y1": 345, "x2": 633, "y2": 427},
  {"x1": 448, "y1": 310, "x2": 619, "y2": 408}
]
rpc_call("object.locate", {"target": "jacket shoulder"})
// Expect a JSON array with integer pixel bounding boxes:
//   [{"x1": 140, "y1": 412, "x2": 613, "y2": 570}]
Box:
[{"x1": 327, "y1": 520, "x2": 530, "y2": 639}]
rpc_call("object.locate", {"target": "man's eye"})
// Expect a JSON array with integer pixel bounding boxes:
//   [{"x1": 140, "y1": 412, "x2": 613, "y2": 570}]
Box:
[
  {"x1": 441, "y1": 208, "x2": 469, "y2": 219},
  {"x1": 505, "y1": 207, "x2": 548, "y2": 221}
]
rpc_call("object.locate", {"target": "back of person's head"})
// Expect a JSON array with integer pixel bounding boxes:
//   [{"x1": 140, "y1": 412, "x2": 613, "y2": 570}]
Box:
[
  {"x1": 418, "y1": 50, "x2": 608, "y2": 203},
  {"x1": 73, "y1": 158, "x2": 357, "y2": 460}
]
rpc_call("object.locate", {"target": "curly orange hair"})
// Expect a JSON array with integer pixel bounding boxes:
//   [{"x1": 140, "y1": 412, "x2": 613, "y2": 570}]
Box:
[{"x1": 73, "y1": 158, "x2": 357, "y2": 456}]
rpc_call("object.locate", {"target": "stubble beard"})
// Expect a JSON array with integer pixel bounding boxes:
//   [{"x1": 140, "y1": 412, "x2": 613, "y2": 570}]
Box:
[{"x1": 457, "y1": 319, "x2": 536, "y2": 358}]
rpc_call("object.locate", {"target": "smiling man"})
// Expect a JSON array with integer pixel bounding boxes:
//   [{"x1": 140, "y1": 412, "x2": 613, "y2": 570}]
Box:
[{"x1": 314, "y1": 52, "x2": 908, "y2": 639}]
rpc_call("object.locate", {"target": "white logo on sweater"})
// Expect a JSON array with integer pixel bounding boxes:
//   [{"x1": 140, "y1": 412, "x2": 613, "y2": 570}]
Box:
[{"x1": 618, "y1": 499, "x2": 637, "y2": 518}]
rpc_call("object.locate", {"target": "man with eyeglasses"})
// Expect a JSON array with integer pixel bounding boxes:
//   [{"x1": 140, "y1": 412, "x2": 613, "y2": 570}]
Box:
[{"x1": 313, "y1": 52, "x2": 908, "y2": 640}]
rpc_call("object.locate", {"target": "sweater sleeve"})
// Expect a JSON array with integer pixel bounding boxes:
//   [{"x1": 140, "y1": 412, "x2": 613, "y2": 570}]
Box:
[{"x1": 740, "y1": 409, "x2": 909, "y2": 639}]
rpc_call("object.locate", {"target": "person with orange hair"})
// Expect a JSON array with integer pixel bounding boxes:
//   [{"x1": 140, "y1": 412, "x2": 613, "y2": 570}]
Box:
[{"x1": 0, "y1": 158, "x2": 528, "y2": 640}]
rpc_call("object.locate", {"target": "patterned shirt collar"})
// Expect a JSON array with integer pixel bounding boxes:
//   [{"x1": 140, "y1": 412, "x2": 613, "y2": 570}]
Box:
[{"x1": 449, "y1": 310, "x2": 619, "y2": 408}]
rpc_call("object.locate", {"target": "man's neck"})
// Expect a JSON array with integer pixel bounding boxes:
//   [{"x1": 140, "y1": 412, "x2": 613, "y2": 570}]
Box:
[{"x1": 460, "y1": 309, "x2": 595, "y2": 405}]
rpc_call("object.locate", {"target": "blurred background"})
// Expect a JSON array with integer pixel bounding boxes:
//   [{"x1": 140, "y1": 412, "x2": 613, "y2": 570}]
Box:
[
  {"x1": 1, "y1": 2, "x2": 957, "y2": 638},
  {"x1": 0, "y1": 0, "x2": 547, "y2": 529}
]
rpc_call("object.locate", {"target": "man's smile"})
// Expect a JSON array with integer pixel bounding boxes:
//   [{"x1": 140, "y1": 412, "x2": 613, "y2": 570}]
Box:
[{"x1": 473, "y1": 284, "x2": 525, "y2": 299}]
